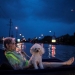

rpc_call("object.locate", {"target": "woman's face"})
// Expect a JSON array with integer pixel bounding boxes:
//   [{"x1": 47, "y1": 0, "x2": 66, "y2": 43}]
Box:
[{"x1": 7, "y1": 39, "x2": 16, "y2": 50}]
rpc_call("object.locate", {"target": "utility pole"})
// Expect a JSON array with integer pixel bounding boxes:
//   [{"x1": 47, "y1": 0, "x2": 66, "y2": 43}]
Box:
[{"x1": 8, "y1": 19, "x2": 12, "y2": 37}]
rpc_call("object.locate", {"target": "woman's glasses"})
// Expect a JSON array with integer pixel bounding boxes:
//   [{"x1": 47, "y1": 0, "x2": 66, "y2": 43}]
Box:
[{"x1": 11, "y1": 43, "x2": 16, "y2": 45}]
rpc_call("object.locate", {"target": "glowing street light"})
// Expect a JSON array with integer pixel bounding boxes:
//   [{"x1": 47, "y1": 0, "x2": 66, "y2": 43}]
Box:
[
  {"x1": 49, "y1": 31, "x2": 51, "y2": 32},
  {"x1": 52, "y1": 39, "x2": 56, "y2": 43},
  {"x1": 17, "y1": 39, "x2": 20, "y2": 42},
  {"x1": 22, "y1": 36, "x2": 24, "y2": 38},
  {"x1": 39, "y1": 37, "x2": 41, "y2": 39},
  {"x1": 19, "y1": 34, "x2": 22, "y2": 40},
  {"x1": 19, "y1": 34, "x2": 22, "y2": 36},
  {"x1": 71, "y1": 9, "x2": 74, "y2": 12},
  {"x1": 15, "y1": 26, "x2": 18, "y2": 40},
  {"x1": 15, "y1": 27, "x2": 18, "y2": 30},
  {"x1": 41, "y1": 34, "x2": 43, "y2": 36}
]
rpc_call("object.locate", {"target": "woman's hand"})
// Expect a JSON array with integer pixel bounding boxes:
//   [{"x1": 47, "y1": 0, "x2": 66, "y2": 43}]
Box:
[{"x1": 16, "y1": 47, "x2": 21, "y2": 52}]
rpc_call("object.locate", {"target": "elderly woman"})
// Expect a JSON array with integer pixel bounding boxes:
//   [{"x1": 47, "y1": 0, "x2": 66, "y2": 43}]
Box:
[{"x1": 4, "y1": 37, "x2": 74, "y2": 70}]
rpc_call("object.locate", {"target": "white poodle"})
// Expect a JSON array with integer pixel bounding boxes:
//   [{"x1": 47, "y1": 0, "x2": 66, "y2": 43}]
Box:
[{"x1": 29, "y1": 43, "x2": 45, "y2": 69}]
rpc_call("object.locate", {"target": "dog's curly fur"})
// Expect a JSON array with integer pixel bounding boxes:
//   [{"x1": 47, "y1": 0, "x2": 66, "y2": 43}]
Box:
[{"x1": 29, "y1": 43, "x2": 45, "y2": 69}]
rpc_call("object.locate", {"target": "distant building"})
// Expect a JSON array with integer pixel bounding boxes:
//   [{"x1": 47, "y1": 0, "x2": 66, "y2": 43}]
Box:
[{"x1": 52, "y1": 32, "x2": 56, "y2": 43}]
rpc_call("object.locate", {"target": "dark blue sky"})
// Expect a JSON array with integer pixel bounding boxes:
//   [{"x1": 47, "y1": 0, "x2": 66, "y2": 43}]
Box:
[{"x1": 0, "y1": 0, "x2": 75, "y2": 39}]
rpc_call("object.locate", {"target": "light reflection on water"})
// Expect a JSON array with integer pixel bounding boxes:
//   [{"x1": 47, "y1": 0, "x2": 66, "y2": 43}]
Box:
[
  {"x1": 0, "y1": 43, "x2": 75, "y2": 65},
  {"x1": 48, "y1": 44, "x2": 56, "y2": 58},
  {"x1": 23, "y1": 43, "x2": 75, "y2": 65}
]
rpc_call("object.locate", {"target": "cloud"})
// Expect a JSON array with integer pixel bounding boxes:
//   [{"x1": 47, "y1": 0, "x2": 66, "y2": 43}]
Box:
[
  {"x1": 0, "y1": 0, "x2": 45, "y2": 23},
  {"x1": 0, "y1": 0, "x2": 29, "y2": 20},
  {"x1": 0, "y1": 0, "x2": 75, "y2": 24},
  {"x1": 33, "y1": 0, "x2": 75, "y2": 24}
]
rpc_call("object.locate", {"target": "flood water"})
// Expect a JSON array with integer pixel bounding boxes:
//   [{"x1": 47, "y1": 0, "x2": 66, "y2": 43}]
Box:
[{"x1": 0, "y1": 43, "x2": 75, "y2": 65}]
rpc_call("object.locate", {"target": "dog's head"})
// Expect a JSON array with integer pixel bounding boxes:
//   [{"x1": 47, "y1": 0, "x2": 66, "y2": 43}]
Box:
[
  {"x1": 30, "y1": 43, "x2": 45, "y2": 55},
  {"x1": 34, "y1": 48, "x2": 40, "y2": 53}
]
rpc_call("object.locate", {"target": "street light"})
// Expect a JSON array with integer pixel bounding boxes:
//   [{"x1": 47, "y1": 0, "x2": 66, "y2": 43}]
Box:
[
  {"x1": 41, "y1": 34, "x2": 43, "y2": 36},
  {"x1": 39, "y1": 37, "x2": 41, "y2": 39},
  {"x1": 15, "y1": 27, "x2": 18, "y2": 40},
  {"x1": 71, "y1": 9, "x2": 74, "y2": 12},
  {"x1": 15, "y1": 27, "x2": 18, "y2": 30},
  {"x1": 19, "y1": 34, "x2": 22, "y2": 40},
  {"x1": 41, "y1": 34, "x2": 44, "y2": 38},
  {"x1": 22, "y1": 36, "x2": 24, "y2": 38},
  {"x1": 19, "y1": 34, "x2": 22, "y2": 36},
  {"x1": 49, "y1": 31, "x2": 52, "y2": 37},
  {"x1": 52, "y1": 39, "x2": 56, "y2": 43},
  {"x1": 49, "y1": 31, "x2": 51, "y2": 32}
]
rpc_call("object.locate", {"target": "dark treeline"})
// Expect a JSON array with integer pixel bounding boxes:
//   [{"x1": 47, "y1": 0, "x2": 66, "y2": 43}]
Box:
[
  {"x1": 56, "y1": 33, "x2": 75, "y2": 45},
  {"x1": 28, "y1": 32, "x2": 75, "y2": 45},
  {"x1": 0, "y1": 32, "x2": 75, "y2": 45}
]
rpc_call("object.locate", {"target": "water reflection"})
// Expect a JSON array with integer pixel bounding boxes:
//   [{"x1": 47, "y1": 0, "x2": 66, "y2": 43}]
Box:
[
  {"x1": 48, "y1": 44, "x2": 56, "y2": 58},
  {"x1": 1, "y1": 43, "x2": 75, "y2": 61},
  {"x1": 17, "y1": 43, "x2": 56, "y2": 58},
  {"x1": 16, "y1": 43, "x2": 26, "y2": 53}
]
